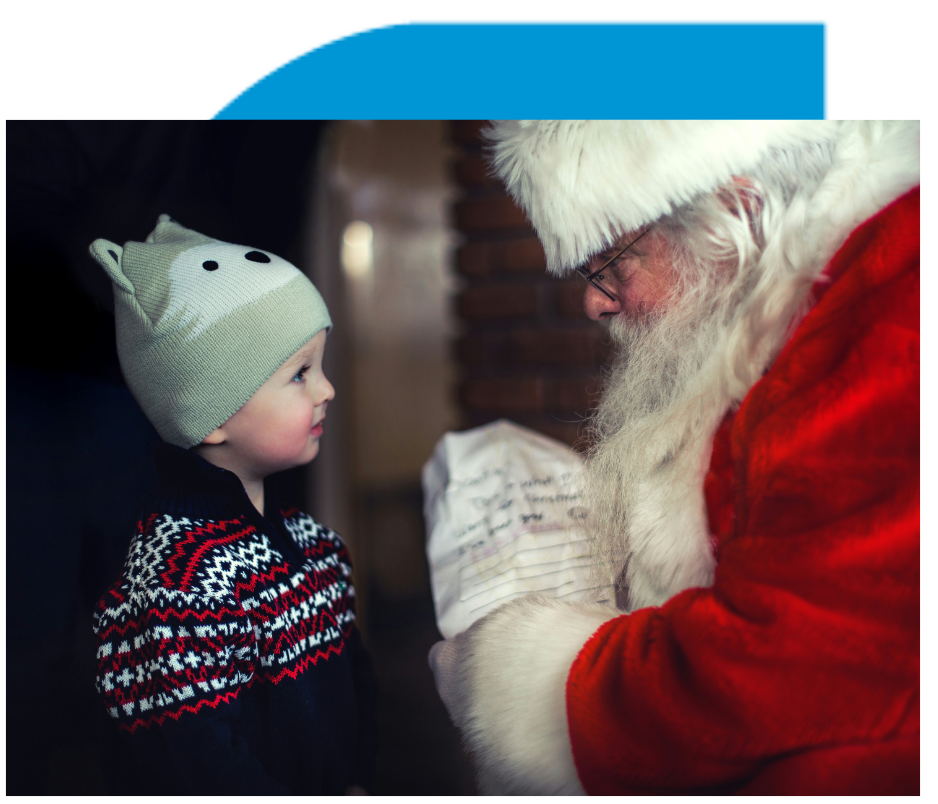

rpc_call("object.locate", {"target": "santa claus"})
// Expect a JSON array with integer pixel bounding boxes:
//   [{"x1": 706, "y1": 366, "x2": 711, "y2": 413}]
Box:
[{"x1": 429, "y1": 121, "x2": 919, "y2": 795}]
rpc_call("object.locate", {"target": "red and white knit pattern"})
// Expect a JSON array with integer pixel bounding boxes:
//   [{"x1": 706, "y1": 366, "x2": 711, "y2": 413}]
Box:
[{"x1": 94, "y1": 510, "x2": 355, "y2": 730}]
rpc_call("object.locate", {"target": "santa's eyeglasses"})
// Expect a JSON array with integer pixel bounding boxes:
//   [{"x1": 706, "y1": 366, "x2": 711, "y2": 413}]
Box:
[{"x1": 574, "y1": 229, "x2": 651, "y2": 302}]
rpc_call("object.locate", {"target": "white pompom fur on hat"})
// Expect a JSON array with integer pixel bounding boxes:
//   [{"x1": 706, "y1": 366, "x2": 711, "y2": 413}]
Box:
[{"x1": 486, "y1": 120, "x2": 837, "y2": 275}]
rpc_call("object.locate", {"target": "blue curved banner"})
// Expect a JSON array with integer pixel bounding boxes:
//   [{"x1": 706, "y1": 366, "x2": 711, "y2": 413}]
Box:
[{"x1": 216, "y1": 23, "x2": 824, "y2": 120}]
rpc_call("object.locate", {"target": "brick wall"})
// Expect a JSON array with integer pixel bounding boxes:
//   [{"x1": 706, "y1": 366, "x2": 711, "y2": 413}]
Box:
[{"x1": 449, "y1": 121, "x2": 613, "y2": 450}]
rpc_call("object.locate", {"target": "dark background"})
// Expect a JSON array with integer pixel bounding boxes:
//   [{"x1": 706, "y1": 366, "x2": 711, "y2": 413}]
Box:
[
  {"x1": 6, "y1": 121, "x2": 474, "y2": 794},
  {"x1": 6, "y1": 120, "x2": 326, "y2": 793}
]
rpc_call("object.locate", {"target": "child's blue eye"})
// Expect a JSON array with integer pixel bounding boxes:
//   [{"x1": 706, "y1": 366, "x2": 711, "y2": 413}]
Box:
[{"x1": 293, "y1": 366, "x2": 310, "y2": 383}]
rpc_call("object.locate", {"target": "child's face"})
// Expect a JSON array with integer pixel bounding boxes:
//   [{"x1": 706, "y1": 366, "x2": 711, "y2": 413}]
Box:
[{"x1": 209, "y1": 329, "x2": 334, "y2": 480}]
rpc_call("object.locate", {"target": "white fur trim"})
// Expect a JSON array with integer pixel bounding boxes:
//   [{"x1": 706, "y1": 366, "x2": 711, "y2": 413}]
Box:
[
  {"x1": 627, "y1": 429, "x2": 718, "y2": 609},
  {"x1": 802, "y1": 121, "x2": 920, "y2": 266},
  {"x1": 445, "y1": 595, "x2": 619, "y2": 794},
  {"x1": 487, "y1": 120, "x2": 838, "y2": 274}
]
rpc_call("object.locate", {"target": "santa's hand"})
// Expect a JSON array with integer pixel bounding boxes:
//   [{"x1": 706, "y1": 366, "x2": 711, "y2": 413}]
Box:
[
  {"x1": 428, "y1": 638, "x2": 459, "y2": 718},
  {"x1": 428, "y1": 621, "x2": 481, "y2": 726},
  {"x1": 426, "y1": 596, "x2": 617, "y2": 794}
]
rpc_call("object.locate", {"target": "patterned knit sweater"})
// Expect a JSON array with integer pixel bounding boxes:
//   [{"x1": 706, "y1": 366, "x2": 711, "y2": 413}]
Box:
[{"x1": 93, "y1": 443, "x2": 377, "y2": 794}]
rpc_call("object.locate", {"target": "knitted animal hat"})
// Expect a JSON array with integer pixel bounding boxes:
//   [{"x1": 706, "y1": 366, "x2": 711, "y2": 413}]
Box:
[
  {"x1": 90, "y1": 214, "x2": 331, "y2": 448},
  {"x1": 485, "y1": 120, "x2": 839, "y2": 275}
]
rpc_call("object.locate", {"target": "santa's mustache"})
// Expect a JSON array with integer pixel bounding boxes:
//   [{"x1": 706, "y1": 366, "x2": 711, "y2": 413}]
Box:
[{"x1": 581, "y1": 240, "x2": 750, "y2": 608}]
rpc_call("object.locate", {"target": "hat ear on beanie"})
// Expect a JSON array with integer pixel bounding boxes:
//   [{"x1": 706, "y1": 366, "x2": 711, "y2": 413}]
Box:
[
  {"x1": 146, "y1": 213, "x2": 176, "y2": 243},
  {"x1": 89, "y1": 239, "x2": 133, "y2": 295}
]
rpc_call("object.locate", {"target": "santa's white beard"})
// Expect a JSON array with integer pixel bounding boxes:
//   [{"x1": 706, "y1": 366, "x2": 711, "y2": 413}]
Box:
[{"x1": 584, "y1": 264, "x2": 745, "y2": 610}]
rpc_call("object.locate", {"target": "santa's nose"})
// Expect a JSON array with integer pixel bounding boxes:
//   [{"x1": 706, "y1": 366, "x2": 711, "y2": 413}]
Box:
[{"x1": 583, "y1": 282, "x2": 623, "y2": 321}]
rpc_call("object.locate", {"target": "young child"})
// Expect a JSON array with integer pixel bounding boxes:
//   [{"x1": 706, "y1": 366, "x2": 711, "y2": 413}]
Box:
[{"x1": 89, "y1": 215, "x2": 377, "y2": 794}]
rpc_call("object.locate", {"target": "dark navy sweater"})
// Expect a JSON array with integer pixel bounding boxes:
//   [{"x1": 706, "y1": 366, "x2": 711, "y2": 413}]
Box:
[{"x1": 93, "y1": 442, "x2": 378, "y2": 794}]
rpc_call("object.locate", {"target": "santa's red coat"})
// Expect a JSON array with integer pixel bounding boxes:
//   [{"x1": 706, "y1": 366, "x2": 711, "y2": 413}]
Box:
[{"x1": 566, "y1": 187, "x2": 920, "y2": 794}]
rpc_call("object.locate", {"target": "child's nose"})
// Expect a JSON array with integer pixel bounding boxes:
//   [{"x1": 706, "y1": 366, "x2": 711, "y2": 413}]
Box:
[{"x1": 317, "y1": 377, "x2": 336, "y2": 407}]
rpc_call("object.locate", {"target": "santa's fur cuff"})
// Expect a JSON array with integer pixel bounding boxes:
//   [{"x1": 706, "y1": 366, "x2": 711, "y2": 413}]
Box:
[{"x1": 446, "y1": 595, "x2": 620, "y2": 794}]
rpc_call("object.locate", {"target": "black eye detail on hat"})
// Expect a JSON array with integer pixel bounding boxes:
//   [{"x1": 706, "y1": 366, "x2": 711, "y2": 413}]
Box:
[
  {"x1": 244, "y1": 251, "x2": 271, "y2": 263},
  {"x1": 202, "y1": 260, "x2": 219, "y2": 271},
  {"x1": 107, "y1": 249, "x2": 119, "y2": 263}
]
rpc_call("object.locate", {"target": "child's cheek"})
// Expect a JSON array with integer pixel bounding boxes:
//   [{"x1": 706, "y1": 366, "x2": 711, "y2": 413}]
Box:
[
  {"x1": 290, "y1": 409, "x2": 317, "y2": 451},
  {"x1": 263, "y1": 413, "x2": 313, "y2": 462}
]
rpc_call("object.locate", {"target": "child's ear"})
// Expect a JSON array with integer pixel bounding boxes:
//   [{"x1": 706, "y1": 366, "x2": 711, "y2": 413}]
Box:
[{"x1": 200, "y1": 426, "x2": 227, "y2": 446}]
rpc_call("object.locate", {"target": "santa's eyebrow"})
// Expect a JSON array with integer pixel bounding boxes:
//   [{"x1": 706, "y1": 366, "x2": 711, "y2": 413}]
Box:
[
  {"x1": 619, "y1": 229, "x2": 650, "y2": 250},
  {"x1": 587, "y1": 229, "x2": 651, "y2": 280}
]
